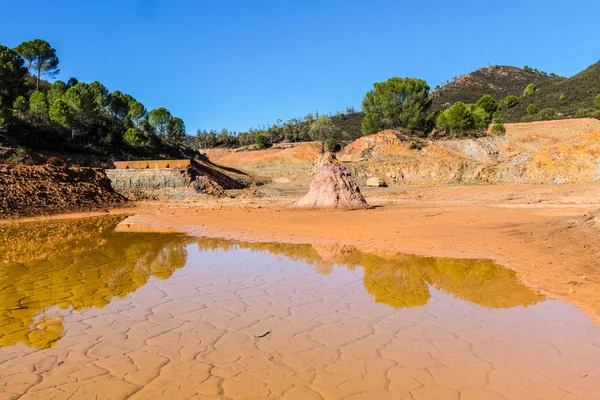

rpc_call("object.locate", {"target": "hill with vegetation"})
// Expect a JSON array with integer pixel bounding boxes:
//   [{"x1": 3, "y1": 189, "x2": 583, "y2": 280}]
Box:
[
  {"x1": 2, "y1": 38, "x2": 599, "y2": 159},
  {"x1": 430, "y1": 66, "x2": 565, "y2": 112},
  {"x1": 0, "y1": 39, "x2": 192, "y2": 164},
  {"x1": 503, "y1": 60, "x2": 600, "y2": 121}
]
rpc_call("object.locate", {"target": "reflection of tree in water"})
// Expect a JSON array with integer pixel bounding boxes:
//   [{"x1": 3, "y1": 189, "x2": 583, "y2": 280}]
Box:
[
  {"x1": 0, "y1": 216, "x2": 191, "y2": 350},
  {"x1": 194, "y1": 238, "x2": 544, "y2": 310},
  {"x1": 1, "y1": 227, "x2": 544, "y2": 350},
  {"x1": 358, "y1": 253, "x2": 544, "y2": 309}
]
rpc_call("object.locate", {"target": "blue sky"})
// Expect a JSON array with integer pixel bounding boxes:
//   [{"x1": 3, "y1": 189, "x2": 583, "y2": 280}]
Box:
[{"x1": 1, "y1": 0, "x2": 599, "y2": 133}]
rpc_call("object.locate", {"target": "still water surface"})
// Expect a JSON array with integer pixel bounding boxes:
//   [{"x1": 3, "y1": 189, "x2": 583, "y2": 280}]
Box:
[{"x1": 0, "y1": 216, "x2": 599, "y2": 399}]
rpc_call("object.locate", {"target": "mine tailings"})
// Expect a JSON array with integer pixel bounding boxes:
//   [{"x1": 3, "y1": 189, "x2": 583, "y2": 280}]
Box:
[
  {"x1": 0, "y1": 165, "x2": 127, "y2": 218},
  {"x1": 106, "y1": 158, "x2": 250, "y2": 200}
]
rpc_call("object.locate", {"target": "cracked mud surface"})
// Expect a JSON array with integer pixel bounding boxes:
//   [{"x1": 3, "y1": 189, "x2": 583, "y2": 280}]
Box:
[{"x1": 1, "y1": 216, "x2": 600, "y2": 399}]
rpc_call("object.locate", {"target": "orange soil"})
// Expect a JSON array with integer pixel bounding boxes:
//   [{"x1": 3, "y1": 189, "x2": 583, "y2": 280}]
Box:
[
  {"x1": 28, "y1": 182, "x2": 596, "y2": 325},
  {"x1": 205, "y1": 142, "x2": 320, "y2": 168}
]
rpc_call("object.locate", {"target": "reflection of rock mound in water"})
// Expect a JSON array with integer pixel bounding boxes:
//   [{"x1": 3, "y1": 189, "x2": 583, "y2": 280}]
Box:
[{"x1": 294, "y1": 164, "x2": 369, "y2": 208}]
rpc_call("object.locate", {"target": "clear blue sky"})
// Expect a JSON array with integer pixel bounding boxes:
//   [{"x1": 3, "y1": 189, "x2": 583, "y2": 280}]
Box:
[{"x1": 1, "y1": 0, "x2": 599, "y2": 133}]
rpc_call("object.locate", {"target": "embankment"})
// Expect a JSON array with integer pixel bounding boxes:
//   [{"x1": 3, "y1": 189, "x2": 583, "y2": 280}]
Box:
[
  {"x1": 204, "y1": 142, "x2": 321, "y2": 184},
  {"x1": 106, "y1": 158, "x2": 255, "y2": 200},
  {"x1": 203, "y1": 119, "x2": 600, "y2": 187},
  {"x1": 0, "y1": 165, "x2": 127, "y2": 218},
  {"x1": 340, "y1": 118, "x2": 600, "y2": 185}
]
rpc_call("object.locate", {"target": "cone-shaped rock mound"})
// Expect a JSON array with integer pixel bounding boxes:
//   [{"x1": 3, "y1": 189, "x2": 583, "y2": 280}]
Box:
[{"x1": 294, "y1": 164, "x2": 368, "y2": 209}]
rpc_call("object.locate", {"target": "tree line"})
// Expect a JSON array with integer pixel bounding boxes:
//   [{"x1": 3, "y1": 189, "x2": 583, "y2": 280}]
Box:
[
  {"x1": 195, "y1": 107, "x2": 363, "y2": 152},
  {"x1": 0, "y1": 39, "x2": 186, "y2": 158},
  {"x1": 3, "y1": 39, "x2": 599, "y2": 157}
]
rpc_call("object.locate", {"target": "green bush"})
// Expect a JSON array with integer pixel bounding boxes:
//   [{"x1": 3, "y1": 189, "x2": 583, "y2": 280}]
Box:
[
  {"x1": 436, "y1": 101, "x2": 472, "y2": 133},
  {"x1": 595, "y1": 94, "x2": 600, "y2": 108},
  {"x1": 325, "y1": 138, "x2": 340, "y2": 152},
  {"x1": 492, "y1": 110, "x2": 503, "y2": 124},
  {"x1": 500, "y1": 95, "x2": 519, "y2": 109},
  {"x1": 537, "y1": 108, "x2": 557, "y2": 120},
  {"x1": 523, "y1": 83, "x2": 536, "y2": 97},
  {"x1": 559, "y1": 94, "x2": 565, "y2": 101},
  {"x1": 526, "y1": 104, "x2": 538, "y2": 115},
  {"x1": 472, "y1": 106, "x2": 491, "y2": 130},
  {"x1": 475, "y1": 95, "x2": 498, "y2": 115},
  {"x1": 490, "y1": 124, "x2": 506, "y2": 135},
  {"x1": 255, "y1": 134, "x2": 270, "y2": 149}
]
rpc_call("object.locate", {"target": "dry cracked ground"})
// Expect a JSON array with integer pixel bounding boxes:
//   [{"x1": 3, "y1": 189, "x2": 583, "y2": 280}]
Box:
[{"x1": 1, "y1": 216, "x2": 599, "y2": 400}]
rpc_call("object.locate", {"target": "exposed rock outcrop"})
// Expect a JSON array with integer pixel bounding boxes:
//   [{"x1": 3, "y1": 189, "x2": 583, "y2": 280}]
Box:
[
  {"x1": 366, "y1": 177, "x2": 387, "y2": 187},
  {"x1": 293, "y1": 164, "x2": 368, "y2": 209},
  {"x1": 312, "y1": 151, "x2": 339, "y2": 174}
]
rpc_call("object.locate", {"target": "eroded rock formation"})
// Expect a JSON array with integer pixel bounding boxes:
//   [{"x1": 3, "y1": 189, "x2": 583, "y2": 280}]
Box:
[{"x1": 294, "y1": 164, "x2": 368, "y2": 208}]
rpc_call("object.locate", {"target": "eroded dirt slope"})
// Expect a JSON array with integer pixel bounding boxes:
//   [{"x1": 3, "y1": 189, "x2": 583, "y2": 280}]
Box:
[
  {"x1": 204, "y1": 142, "x2": 321, "y2": 183},
  {"x1": 203, "y1": 119, "x2": 600, "y2": 188},
  {"x1": 339, "y1": 118, "x2": 600, "y2": 185},
  {"x1": 0, "y1": 165, "x2": 127, "y2": 218}
]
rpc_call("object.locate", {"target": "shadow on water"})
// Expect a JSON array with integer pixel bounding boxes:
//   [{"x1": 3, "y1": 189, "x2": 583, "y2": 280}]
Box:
[{"x1": 0, "y1": 216, "x2": 544, "y2": 350}]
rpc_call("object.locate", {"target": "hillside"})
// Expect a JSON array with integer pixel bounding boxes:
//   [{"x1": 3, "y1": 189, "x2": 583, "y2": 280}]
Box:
[
  {"x1": 431, "y1": 66, "x2": 564, "y2": 112},
  {"x1": 207, "y1": 119, "x2": 600, "y2": 187},
  {"x1": 504, "y1": 60, "x2": 600, "y2": 120}
]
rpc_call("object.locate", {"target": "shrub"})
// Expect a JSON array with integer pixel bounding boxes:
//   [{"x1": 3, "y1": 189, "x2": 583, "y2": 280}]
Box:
[
  {"x1": 500, "y1": 95, "x2": 519, "y2": 109},
  {"x1": 409, "y1": 141, "x2": 425, "y2": 150},
  {"x1": 325, "y1": 138, "x2": 340, "y2": 152},
  {"x1": 526, "y1": 104, "x2": 538, "y2": 115},
  {"x1": 576, "y1": 108, "x2": 591, "y2": 118},
  {"x1": 559, "y1": 94, "x2": 565, "y2": 101},
  {"x1": 523, "y1": 83, "x2": 536, "y2": 97},
  {"x1": 595, "y1": 94, "x2": 600, "y2": 108},
  {"x1": 492, "y1": 110, "x2": 503, "y2": 124},
  {"x1": 472, "y1": 107, "x2": 491, "y2": 130},
  {"x1": 490, "y1": 124, "x2": 506, "y2": 135},
  {"x1": 475, "y1": 95, "x2": 498, "y2": 115},
  {"x1": 255, "y1": 134, "x2": 270, "y2": 149},
  {"x1": 537, "y1": 108, "x2": 557, "y2": 121},
  {"x1": 437, "y1": 101, "x2": 473, "y2": 134}
]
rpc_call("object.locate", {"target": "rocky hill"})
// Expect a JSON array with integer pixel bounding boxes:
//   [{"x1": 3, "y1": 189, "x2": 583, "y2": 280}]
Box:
[{"x1": 431, "y1": 65, "x2": 564, "y2": 113}]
